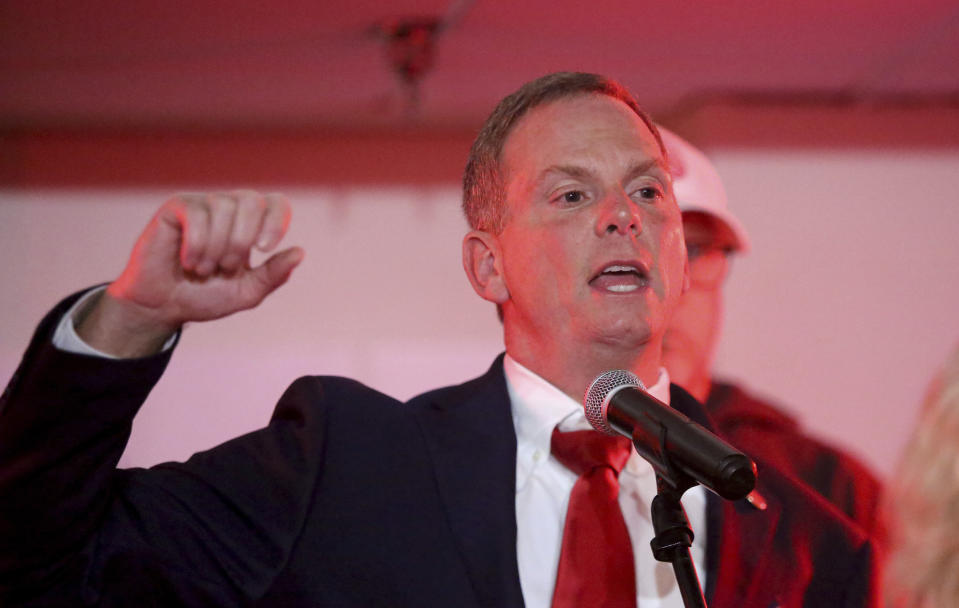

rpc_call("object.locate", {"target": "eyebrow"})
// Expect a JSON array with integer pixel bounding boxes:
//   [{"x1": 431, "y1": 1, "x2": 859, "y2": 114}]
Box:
[
  {"x1": 534, "y1": 158, "x2": 669, "y2": 190},
  {"x1": 623, "y1": 158, "x2": 670, "y2": 182}
]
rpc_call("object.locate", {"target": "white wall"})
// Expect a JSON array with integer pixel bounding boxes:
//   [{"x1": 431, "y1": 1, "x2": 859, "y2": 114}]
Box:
[
  {"x1": 2, "y1": 147, "x2": 958, "y2": 477},
  {"x1": 0, "y1": 187, "x2": 505, "y2": 467},
  {"x1": 712, "y1": 148, "x2": 959, "y2": 478}
]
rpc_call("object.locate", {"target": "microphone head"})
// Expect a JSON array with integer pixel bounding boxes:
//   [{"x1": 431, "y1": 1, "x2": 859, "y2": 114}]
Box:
[{"x1": 584, "y1": 370, "x2": 646, "y2": 435}]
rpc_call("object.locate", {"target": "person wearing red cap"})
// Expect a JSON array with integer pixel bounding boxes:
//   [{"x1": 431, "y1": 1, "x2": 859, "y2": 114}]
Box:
[{"x1": 658, "y1": 127, "x2": 882, "y2": 532}]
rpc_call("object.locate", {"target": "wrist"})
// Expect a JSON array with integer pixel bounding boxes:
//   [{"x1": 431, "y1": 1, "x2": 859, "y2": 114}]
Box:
[{"x1": 74, "y1": 288, "x2": 179, "y2": 358}]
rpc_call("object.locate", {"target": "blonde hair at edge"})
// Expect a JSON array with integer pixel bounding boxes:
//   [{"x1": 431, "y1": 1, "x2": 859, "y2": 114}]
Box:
[{"x1": 884, "y1": 344, "x2": 959, "y2": 607}]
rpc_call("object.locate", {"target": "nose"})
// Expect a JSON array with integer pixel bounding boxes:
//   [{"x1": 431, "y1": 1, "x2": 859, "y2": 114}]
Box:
[{"x1": 595, "y1": 190, "x2": 641, "y2": 237}]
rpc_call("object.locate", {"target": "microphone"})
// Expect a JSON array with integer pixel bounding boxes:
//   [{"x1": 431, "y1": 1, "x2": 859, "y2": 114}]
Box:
[{"x1": 584, "y1": 370, "x2": 756, "y2": 500}]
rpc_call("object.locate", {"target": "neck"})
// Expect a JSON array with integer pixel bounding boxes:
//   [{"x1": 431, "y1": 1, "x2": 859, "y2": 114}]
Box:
[
  {"x1": 505, "y1": 329, "x2": 663, "y2": 402},
  {"x1": 685, "y1": 373, "x2": 713, "y2": 403}
]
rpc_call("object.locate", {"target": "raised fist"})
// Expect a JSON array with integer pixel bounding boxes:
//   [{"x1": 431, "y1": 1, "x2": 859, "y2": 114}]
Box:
[{"x1": 76, "y1": 191, "x2": 304, "y2": 357}]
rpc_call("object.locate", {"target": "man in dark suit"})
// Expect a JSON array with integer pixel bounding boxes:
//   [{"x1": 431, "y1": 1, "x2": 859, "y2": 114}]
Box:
[{"x1": 0, "y1": 72, "x2": 877, "y2": 607}]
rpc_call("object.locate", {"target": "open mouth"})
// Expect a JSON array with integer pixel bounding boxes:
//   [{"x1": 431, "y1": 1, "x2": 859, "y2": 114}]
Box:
[{"x1": 589, "y1": 263, "x2": 649, "y2": 293}]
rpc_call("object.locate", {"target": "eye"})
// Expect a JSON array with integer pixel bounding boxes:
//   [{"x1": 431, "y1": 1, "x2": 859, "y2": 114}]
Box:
[
  {"x1": 553, "y1": 189, "x2": 588, "y2": 206},
  {"x1": 636, "y1": 185, "x2": 663, "y2": 201}
]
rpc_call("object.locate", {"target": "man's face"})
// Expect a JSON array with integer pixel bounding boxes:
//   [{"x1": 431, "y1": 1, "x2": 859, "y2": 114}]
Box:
[
  {"x1": 662, "y1": 212, "x2": 735, "y2": 399},
  {"x1": 494, "y1": 94, "x2": 687, "y2": 357}
]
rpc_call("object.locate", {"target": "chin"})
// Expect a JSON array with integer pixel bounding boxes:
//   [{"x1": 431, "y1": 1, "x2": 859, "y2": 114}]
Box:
[{"x1": 591, "y1": 322, "x2": 652, "y2": 350}]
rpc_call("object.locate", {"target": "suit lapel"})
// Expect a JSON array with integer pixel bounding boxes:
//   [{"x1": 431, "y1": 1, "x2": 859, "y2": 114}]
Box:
[
  {"x1": 410, "y1": 355, "x2": 525, "y2": 607},
  {"x1": 671, "y1": 385, "x2": 785, "y2": 608},
  {"x1": 671, "y1": 386, "x2": 784, "y2": 608}
]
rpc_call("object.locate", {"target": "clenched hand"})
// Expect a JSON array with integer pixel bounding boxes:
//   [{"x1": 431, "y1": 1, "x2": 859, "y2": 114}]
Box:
[{"x1": 76, "y1": 191, "x2": 304, "y2": 357}]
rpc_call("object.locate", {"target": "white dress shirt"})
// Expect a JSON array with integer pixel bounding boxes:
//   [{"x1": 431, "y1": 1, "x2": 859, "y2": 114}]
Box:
[{"x1": 505, "y1": 354, "x2": 707, "y2": 608}]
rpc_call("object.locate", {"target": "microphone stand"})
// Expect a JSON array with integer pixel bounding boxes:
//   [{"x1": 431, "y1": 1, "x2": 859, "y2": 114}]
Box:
[
  {"x1": 586, "y1": 370, "x2": 757, "y2": 607},
  {"x1": 649, "y1": 474, "x2": 707, "y2": 608},
  {"x1": 630, "y1": 421, "x2": 708, "y2": 608}
]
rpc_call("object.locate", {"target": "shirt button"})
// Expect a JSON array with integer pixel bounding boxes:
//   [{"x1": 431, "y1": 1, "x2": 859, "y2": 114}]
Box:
[{"x1": 533, "y1": 449, "x2": 544, "y2": 462}]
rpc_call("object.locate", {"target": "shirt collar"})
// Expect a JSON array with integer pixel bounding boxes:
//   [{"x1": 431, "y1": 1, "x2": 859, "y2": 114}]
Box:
[{"x1": 504, "y1": 354, "x2": 671, "y2": 488}]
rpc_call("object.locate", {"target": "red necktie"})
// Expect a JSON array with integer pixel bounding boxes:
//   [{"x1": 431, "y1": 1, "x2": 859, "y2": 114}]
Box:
[{"x1": 550, "y1": 428, "x2": 637, "y2": 608}]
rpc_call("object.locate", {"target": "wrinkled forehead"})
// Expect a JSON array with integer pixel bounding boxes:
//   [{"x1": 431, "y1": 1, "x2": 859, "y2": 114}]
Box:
[{"x1": 500, "y1": 93, "x2": 665, "y2": 178}]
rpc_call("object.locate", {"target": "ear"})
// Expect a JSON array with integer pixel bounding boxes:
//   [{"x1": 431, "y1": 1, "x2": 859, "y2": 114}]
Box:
[{"x1": 462, "y1": 230, "x2": 510, "y2": 304}]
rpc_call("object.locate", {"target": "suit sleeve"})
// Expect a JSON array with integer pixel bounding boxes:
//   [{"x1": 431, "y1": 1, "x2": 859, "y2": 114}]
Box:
[{"x1": 0, "y1": 292, "x2": 327, "y2": 606}]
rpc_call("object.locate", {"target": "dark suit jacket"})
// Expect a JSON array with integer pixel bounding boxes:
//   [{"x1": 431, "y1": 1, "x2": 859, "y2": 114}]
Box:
[{"x1": 0, "y1": 292, "x2": 878, "y2": 607}]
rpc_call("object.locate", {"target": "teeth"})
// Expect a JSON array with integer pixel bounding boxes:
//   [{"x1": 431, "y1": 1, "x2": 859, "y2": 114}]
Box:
[
  {"x1": 603, "y1": 265, "x2": 638, "y2": 274},
  {"x1": 592, "y1": 263, "x2": 646, "y2": 293}
]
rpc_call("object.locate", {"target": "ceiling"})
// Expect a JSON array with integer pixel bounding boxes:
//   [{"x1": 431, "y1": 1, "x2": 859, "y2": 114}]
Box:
[{"x1": 2, "y1": 0, "x2": 958, "y2": 131}]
